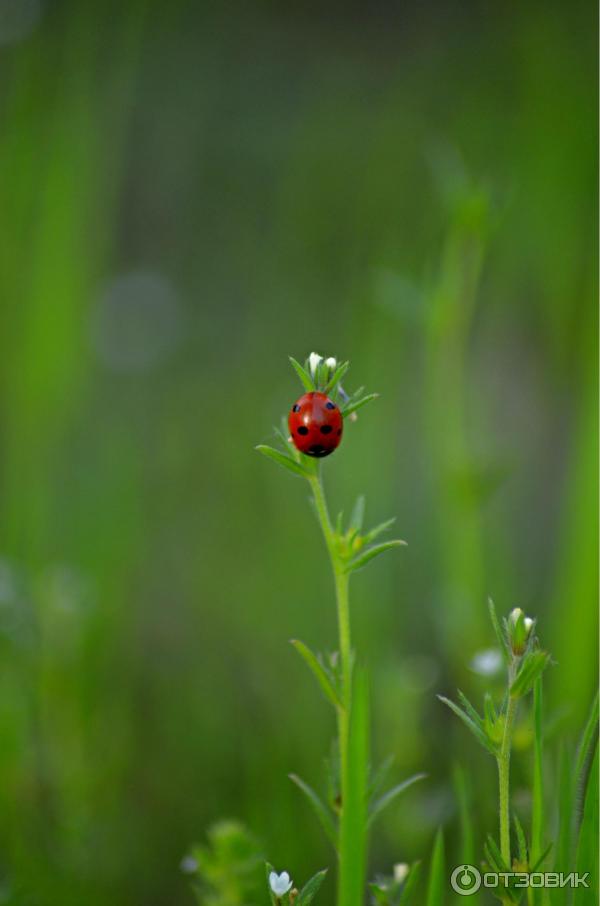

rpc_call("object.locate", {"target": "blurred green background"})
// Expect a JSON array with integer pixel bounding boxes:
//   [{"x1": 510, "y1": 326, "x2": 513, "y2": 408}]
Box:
[{"x1": 0, "y1": 0, "x2": 597, "y2": 903}]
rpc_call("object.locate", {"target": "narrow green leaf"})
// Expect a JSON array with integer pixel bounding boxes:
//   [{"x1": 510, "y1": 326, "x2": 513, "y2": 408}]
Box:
[
  {"x1": 368, "y1": 753, "x2": 395, "y2": 799},
  {"x1": 255, "y1": 445, "x2": 310, "y2": 478},
  {"x1": 349, "y1": 495, "x2": 365, "y2": 532},
  {"x1": 288, "y1": 774, "x2": 338, "y2": 848},
  {"x1": 338, "y1": 668, "x2": 370, "y2": 906},
  {"x1": 486, "y1": 834, "x2": 510, "y2": 873},
  {"x1": 296, "y1": 868, "x2": 328, "y2": 906},
  {"x1": 425, "y1": 828, "x2": 445, "y2": 906},
  {"x1": 457, "y1": 689, "x2": 485, "y2": 729},
  {"x1": 289, "y1": 356, "x2": 315, "y2": 391},
  {"x1": 531, "y1": 678, "x2": 544, "y2": 864},
  {"x1": 345, "y1": 540, "x2": 406, "y2": 574},
  {"x1": 342, "y1": 393, "x2": 379, "y2": 418},
  {"x1": 324, "y1": 360, "x2": 350, "y2": 393},
  {"x1": 363, "y1": 517, "x2": 396, "y2": 545},
  {"x1": 438, "y1": 695, "x2": 497, "y2": 756},
  {"x1": 367, "y1": 773, "x2": 426, "y2": 829},
  {"x1": 510, "y1": 650, "x2": 551, "y2": 698},
  {"x1": 290, "y1": 640, "x2": 343, "y2": 710},
  {"x1": 513, "y1": 813, "x2": 527, "y2": 864},
  {"x1": 398, "y1": 861, "x2": 422, "y2": 906},
  {"x1": 488, "y1": 597, "x2": 511, "y2": 665}
]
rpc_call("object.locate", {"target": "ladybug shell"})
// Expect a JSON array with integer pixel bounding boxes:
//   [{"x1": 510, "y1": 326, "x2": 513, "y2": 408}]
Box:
[{"x1": 288, "y1": 391, "x2": 343, "y2": 458}]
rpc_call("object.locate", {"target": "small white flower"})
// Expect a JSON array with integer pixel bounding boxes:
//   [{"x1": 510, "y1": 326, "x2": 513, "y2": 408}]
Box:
[
  {"x1": 524, "y1": 617, "x2": 534, "y2": 633},
  {"x1": 393, "y1": 863, "x2": 409, "y2": 884},
  {"x1": 470, "y1": 648, "x2": 503, "y2": 677},
  {"x1": 324, "y1": 356, "x2": 337, "y2": 370},
  {"x1": 180, "y1": 855, "x2": 198, "y2": 874},
  {"x1": 308, "y1": 352, "x2": 323, "y2": 378},
  {"x1": 269, "y1": 870, "x2": 293, "y2": 897}
]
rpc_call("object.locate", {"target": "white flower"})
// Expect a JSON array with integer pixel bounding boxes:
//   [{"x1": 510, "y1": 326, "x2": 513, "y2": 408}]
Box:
[
  {"x1": 324, "y1": 356, "x2": 337, "y2": 370},
  {"x1": 470, "y1": 648, "x2": 503, "y2": 677},
  {"x1": 524, "y1": 617, "x2": 534, "y2": 633},
  {"x1": 308, "y1": 352, "x2": 323, "y2": 378},
  {"x1": 393, "y1": 863, "x2": 409, "y2": 884},
  {"x1": 269, "y1": 870, "x2": 293, "y2": 897},
  {"x1": 180, "y1": 855, "x2": 198, "y2": 874}
]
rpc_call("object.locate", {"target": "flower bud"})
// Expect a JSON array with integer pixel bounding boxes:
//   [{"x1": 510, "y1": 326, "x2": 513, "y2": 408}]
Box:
[
  {"x1": 507, "y1": 607, "x2": 534, "y2": 655},
  {"x1": 308, "y1": 352, "x2": 323, "y2": 379}
]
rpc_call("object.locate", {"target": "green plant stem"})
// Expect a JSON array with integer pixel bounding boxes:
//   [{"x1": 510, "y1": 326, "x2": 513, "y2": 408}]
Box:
[
  {"x1": 308, "y1": 469, "x2": 352, "y2": 756},
  {"x1": 498, "y1": 663, "x2": 518, "y2": 872}
]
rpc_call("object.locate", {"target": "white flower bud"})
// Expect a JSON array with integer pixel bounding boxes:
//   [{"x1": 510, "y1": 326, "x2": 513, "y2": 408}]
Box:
[
  {"x1": 393, "y1": 863, "x2": 409, "y2": 884},
  {"x1": 308, "y1": 352, "x2": 323, "y2": 378}
]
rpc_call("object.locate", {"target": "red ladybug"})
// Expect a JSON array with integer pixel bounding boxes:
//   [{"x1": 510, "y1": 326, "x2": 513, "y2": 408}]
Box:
[{"x1": 288, "y1": 391, "x2": 343, "y2": 458}]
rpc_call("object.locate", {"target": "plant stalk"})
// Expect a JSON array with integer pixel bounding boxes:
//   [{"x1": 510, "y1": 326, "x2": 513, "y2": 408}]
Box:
[
  {"x1": 308, "y1": 469, "x2": 352, "y2": 757},
  {"x1": 498, "y1": 662, "x2": 518, "y2": 872}
]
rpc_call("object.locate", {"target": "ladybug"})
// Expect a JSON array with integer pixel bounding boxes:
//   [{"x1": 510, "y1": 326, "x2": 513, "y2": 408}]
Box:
[{"x1": 288, "y1": 391, "x2": 343, "y2": 458}]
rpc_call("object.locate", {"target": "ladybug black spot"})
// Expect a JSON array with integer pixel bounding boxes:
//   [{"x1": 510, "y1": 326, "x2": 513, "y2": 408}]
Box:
[
  {"x1": 297, "y1": 426, "x2": 309, "y2": 436},
  {"x1": 292, "y1": 404, "x2": 301, "y2": 412},
  {"x1": 325, "y1": 402, "x2": 336, "y2": 410},
  {"x1": 320, "y1": 425, "x2": 333, "y2": 435}
]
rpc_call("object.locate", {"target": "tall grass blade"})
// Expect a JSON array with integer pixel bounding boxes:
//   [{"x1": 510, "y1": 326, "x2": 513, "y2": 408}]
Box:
[{"x1": 425, "y1": 828, "x2": 445, "y2": 906}]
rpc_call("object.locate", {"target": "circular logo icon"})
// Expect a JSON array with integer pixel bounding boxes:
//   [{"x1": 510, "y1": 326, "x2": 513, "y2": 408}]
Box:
[{"x1": 451, "y1": 864, "x2": 482, "y2": 896}]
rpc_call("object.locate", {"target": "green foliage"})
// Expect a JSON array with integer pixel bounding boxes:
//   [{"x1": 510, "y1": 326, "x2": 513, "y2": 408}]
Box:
[
  {"x1": 184, "y1": 821, "x2": 263, "y2": 906},
  {"x1": 290, "y1": 640, "x2": 343, "y2": 710},
  {"x1": 338, "y1": 668, "x2": 370, "y2": 906},
  {"x1": 425, "y1": 829, "x2": 445, "y2": 906},
  {"x1": 287, "y1": 774, "x2": 337, "y2": 848}
]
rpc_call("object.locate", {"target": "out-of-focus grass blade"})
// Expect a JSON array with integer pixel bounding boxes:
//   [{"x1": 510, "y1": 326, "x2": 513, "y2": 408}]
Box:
[
  {"x1": 367, "y1": 772, "x2": 426, "y2": 829},
  {"x1": 425, "y1": 828, "x2": 445, "y2": 906},
  {"x1": 572, "y1": 691, "x2": 599, "y2": 845},
  {"x1": 338, "y1": 668, "x2": 369, "y2": 906},
  {"x1": 573, "y1": 750, "x2": 598, "y2": 906},
  {"x1": 288, "y1": 773, "x2": 337, "y2": 848},
  {"x1": 452, "y1": 763, "x2": 475, "y2": 867},
  {"x1": 531, "y1": 678, "x2": 544, "y2": 866},
  {"x1": 553, "y1": 746, "x2": 573, "y2": 906},
  {"x1": 398, "y1": 861, "x2": 423, "y2": 906}
]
